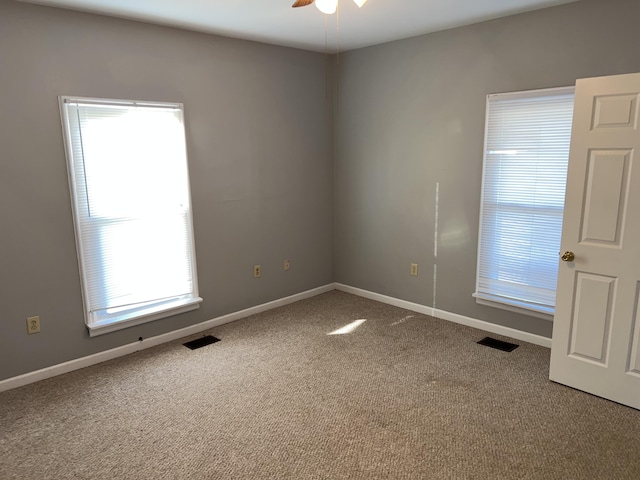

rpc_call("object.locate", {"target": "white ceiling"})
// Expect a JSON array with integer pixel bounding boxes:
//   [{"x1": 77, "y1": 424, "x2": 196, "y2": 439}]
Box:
[{"x1": 19, "y1": 0, "x2": 580, "y2": 52}]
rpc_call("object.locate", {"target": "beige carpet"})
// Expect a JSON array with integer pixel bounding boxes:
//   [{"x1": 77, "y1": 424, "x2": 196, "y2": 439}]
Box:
[{"x1": 1, "y1": 291, "x2": 639, "y2": 479}]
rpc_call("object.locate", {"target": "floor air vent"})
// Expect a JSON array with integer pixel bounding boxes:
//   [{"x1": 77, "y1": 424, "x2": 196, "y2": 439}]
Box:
[
  {"x1": 477, "y1": 337, "x2": 519, "y2": 352},
  {"x1": 183, "y1": 335, "x2": 220, "y2": 350}
]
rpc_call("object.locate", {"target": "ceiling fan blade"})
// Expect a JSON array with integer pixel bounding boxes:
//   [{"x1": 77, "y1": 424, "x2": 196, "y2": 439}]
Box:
[{"x1": 292, "y1": 0, "x2": 314, "y2": 7}]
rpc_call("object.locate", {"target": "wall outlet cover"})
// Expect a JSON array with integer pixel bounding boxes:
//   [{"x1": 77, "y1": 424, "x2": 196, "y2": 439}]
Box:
[{"x1": 27, "y1": 316, "x2": 40, "y2": 334}]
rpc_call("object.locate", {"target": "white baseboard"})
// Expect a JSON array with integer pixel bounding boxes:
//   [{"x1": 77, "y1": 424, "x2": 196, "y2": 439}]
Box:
[
  {"x1": 0, "y1": 284, "x2": 335, "y2": 393},
  {"x1": 1, "y1": 282, "x2": 551, "y2": 392},
  {"x1": 335, "y1": 284, "x2": 435, "y2": 316},
  {"x1": 432, "y1": 308, "x2": 552, "y2": 348},
  {"x1": 334, "y1": 283, "x2": 552, "y2": 348}
]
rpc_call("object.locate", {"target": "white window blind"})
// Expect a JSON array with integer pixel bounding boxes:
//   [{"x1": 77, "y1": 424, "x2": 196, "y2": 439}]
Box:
[
  {"x1": 475, "y1": 87, "x2": 575, "y2": 316},
  {"x1": 60, "y1": 97, "x2": 202, "y2": 336}
]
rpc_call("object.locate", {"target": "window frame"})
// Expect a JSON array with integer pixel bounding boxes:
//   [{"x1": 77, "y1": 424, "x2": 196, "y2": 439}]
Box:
[
  {"x1": 59, "y1": 96, "x2": 202, "y2": 336},
  {"x1": 474, "y1": 86, "x2": 576, "y2": 321}
]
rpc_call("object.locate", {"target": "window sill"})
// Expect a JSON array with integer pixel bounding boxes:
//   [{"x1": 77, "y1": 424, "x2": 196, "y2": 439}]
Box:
[
  {"x1": 473, "y1": 293, "x2": 554, "y2": 321},
  {"x1": 87, "y1": 297, "x2": 203, "y2": 337}
]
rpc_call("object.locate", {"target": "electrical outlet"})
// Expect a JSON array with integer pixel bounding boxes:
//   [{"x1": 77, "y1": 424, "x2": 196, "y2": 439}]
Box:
[
  {"x1": 410, "y1": 263, "x2": 418, "y2": 276},
  {"x1": 284, "y1": 260, "x2": 291, "y2": 271},
  {"x1": 27, "y1": 316, "x2": 40, "y2": 334},
  {"x1": 253, "y1": 264, "x2": 261, "y2": 278}
]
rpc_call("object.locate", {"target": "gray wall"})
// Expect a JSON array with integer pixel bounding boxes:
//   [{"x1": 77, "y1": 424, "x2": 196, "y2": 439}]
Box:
[
  {"x1": 334, "y1": 0, "x2": 640, "y2": 337},
  {"x1": 0, "y1": 1, "x2": 334, "y2": 380}
]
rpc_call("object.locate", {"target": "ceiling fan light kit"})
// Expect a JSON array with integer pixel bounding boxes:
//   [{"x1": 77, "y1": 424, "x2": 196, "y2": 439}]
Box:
[
  {"x1": 315, "y1": 0, "x2": 337, "y2": 14},
  {"x1": 292, "y1": 0, "x2": 368, "y2": 15}
]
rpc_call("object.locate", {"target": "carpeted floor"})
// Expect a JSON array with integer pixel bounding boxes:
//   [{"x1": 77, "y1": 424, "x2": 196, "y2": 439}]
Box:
[{"x1": 1, "y1": 291, "x2": 639, "y2": 479}]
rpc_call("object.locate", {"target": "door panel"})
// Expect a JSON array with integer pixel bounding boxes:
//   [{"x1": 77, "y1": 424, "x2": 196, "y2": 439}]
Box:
[
  {"x1": 569, "y1": 273, "x2": 615, "y2": 364},
  {"x1": 592, "y1": 94, "x2": 637, "y2": 130},
  {"x1": 580, "y1": 150, "x2": 630, "y2": 245},
  {"x1": 629, "y1": 285, "x2": 640, "y2": 375},
  {"x1": 550, "y1": 72, "x2": 640, "y2": 410}
]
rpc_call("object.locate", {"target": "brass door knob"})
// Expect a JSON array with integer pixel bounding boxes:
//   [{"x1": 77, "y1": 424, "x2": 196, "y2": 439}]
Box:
[{"x1": 561, "y1": 251, "x2": 575, "y2": 262}]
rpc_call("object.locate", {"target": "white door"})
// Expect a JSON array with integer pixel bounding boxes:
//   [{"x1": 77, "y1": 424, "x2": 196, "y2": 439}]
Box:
[{"x1": 550, "y1": 72, "x2": 640, "y2": 410}]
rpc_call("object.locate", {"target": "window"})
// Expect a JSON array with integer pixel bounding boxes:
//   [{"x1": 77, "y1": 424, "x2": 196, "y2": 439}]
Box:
[
  {"x1": 475, "y1": 87, "x2": 575, "y2": 318},
  {"x1": 59, "y1": 97, "x2": 202, "y2": 336}
]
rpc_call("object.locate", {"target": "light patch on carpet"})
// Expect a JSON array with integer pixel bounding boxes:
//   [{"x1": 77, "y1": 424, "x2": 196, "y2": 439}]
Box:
[
  {"x1": 328, "y1": 319, "x2": 366, "y2": 335},
  {"x1": 391, "y1": 315, "x2": 415, "y2": 326}
]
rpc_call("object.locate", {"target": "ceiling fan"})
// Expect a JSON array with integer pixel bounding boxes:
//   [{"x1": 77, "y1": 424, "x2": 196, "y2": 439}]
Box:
[{"x1": 292, "y1": 0, "x2": 368, "y2": 15}]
